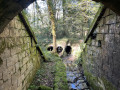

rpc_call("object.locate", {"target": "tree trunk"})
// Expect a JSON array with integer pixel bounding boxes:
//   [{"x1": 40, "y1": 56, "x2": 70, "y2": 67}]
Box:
[
  {"x1": 63, "y1": 0, "x2": 69, "y2": 37},
  {"x1": 47, "y1": 0, "x2": 57, "y2": 53}
]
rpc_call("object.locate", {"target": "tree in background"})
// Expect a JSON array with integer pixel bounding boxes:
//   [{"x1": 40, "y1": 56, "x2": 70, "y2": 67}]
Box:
[
  {"x1": 47, "y1": 0, "x2": 57, "y2": 53},
  {"x1": 63, "y1": 0, "x2": 100, "y2": 40},
  {"x1": 25, "y1": 0, "x2": 100, "y2": 46}
]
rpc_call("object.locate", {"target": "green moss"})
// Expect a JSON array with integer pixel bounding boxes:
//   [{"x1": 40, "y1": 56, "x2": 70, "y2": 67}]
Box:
[
  {"x1": 84, "y1": 71, "x2": 117, "y2": 90},
  {"x1": 21, "y1": 11, "x2": 38, "y2": 43},
  {"x1": 101, "y1": 77, "x2": 117, "y2": 90},
  {"x1": 85, "y1": 4, "x2": 104, "y2": 42},
  {"x1": 84, "y1": 71, "x2": 103, "y2": 90},
  {"x1": 54, "y1": 60, "x2": 69, "y2": 90},
  {"x1": 87, "y1": 38, "x2": 92, "y2": 45},
  {"x1": 28, "y1": 84, "x2": 38, "y2": 90},
  {"x1": 38, "y1": 85, "x2": 53, "y2": 90}
]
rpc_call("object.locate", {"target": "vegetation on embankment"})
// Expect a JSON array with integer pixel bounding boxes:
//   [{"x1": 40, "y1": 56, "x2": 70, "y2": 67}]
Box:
[
  {"x1": 28, "y1": 47, "x2": 69, "y2": 90},
  {"x1": 54, "y1": 60, "x2": 69, "y2": 90}
]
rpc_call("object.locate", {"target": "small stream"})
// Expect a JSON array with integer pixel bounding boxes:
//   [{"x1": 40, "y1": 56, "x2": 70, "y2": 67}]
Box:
[{"x1": 63, "y1": 56, "x2": 90, "y2": 90}]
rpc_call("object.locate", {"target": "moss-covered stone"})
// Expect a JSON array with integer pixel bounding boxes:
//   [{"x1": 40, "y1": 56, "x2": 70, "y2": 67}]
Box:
[
  {"x1": 38, "y1": 85, "x2": 53, "y2": 90},
  {"x1": 54, "y1": 60, "x2": 69, "y2": 90},
  {"x1": 101, "y1": 77, "x2": 117, "y2": 90},
  {"x1": 84, "y1": 70, "x2": 117, "y2": 90},
  {"x1": 84, "y1": 71, "x2": 103, "y2": 90}
]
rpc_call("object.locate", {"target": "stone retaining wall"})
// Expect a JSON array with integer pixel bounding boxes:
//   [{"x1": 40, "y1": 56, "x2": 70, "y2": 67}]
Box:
[
  {"x1": 0, "y1": 15, "x2": 42, "y2": 90},
  {"x1": 81, "y1": 8, "x2": 120, "y2": 90}
]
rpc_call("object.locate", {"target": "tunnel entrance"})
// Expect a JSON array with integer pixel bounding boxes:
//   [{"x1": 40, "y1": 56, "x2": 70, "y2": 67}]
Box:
[
  {"x1": 65, "y1": 46, "x2": 72, "y2": 55},
  {"x1": 47, "y1": 46, "x2": 53, "y2": 51},
  {"x1": 57, "y1": 46, "x2": 63, "y2": 53}
]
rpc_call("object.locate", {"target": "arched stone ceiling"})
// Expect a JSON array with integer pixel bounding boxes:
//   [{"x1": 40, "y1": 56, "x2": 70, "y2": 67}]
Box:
[
  {"x1": 0, "y1": 0, "x2": 35, "y2": 33},
  {"x1": 93, "y1": 0, "x2": 120, "y2": 15}
]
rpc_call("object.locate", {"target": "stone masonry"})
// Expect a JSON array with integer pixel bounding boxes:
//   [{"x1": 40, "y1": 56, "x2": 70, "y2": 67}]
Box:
[
  {"x1": 0, "y1": 15, "x2": 43, "y2": 90},
  {"x1": 81, "y1": 8, "x2": 120, "y2": 90}
]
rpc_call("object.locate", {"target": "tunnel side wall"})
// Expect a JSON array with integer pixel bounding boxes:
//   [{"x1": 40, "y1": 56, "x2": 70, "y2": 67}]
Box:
[
  {"x1": 0, "y1": 16, "x2": 42, "y2": 90},
  {"x1": 81, "y1": 8, "x2": 120, "y2": 90}
]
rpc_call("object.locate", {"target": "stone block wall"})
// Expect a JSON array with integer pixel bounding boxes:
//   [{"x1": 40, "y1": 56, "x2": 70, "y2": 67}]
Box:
[
  {"x1": 0, "y1": 16, "x2": 42, "y2": 90},
  {"x1": 81, "y1": 9, "x2": 120, "y2": 90}
]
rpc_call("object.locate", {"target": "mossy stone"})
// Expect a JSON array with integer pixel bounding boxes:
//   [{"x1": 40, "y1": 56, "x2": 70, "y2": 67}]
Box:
[{"x1": 38, "y1": 85, "x2": 53, "y2": 90}]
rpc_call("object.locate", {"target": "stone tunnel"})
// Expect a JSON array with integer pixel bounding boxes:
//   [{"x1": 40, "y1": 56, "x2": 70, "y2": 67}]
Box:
[{"x1": 0, "y1": 0, "x2": 120, "y2": 90}]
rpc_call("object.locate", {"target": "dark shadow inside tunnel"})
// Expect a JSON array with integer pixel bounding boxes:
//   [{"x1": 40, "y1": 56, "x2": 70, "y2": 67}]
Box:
[
  {"x1": 57, "y1": 46, "x2": 63, "y2": 53},
  {"x1": 65, "y1": 46, "x2": 72, "y2": 55},
  {"x1": 47, "y1": 46, "x2": 53, "y2": 51}
]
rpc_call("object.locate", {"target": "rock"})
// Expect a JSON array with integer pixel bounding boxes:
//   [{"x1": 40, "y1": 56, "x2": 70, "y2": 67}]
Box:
[
  {"x1": 77, "y1": 80, "x2": 85, "y2": 84},
  {"x1": 67, "y1": 76, "x2": 76, "y2": 83},
  {"x1": 77, "y1": 83, "x2": 88, "y2": 89},
  {"x1": 75, "y1": 73, "x2": 81, "y2": 77}
]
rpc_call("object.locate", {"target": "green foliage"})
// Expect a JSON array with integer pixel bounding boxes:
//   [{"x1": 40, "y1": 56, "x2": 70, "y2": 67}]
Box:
[
  {"x1": 39, "y1": 46, "x2": 61, "y2": 62},
  {"x1": 38, "y1": 85, "x2": 53, "y2": 90},
  {"x1": 24, "y1": 0, "x2": 100, "y2": 46},
  {"x1": 28, "y1": 85, "x2": 38, "y2": 90},
  {"x1": 54, "y1": 60, "x2": 69, "y2": 90}
]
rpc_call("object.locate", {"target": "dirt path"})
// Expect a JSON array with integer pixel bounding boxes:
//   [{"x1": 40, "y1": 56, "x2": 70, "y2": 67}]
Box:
[{"x1": 28, "y1": 61, "x2": 55, "y2": 90}]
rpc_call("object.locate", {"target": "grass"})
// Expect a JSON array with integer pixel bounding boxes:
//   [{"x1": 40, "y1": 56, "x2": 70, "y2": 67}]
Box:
[
  {"x1": 54, "y1": 60, "x2": 69, "y2": 90},
  {"x1": 28, "y1": 46, "x2": 69, "y2": 90}
]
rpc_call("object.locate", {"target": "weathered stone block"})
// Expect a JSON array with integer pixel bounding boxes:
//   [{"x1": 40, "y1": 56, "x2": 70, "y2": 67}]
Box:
[
  {"x1": 8, "y1": 66, "x2": 15, "y2": 75},
  {"x1": 109, "y1": 14, "x2": 116, "y2": 24},
  {"x1": 109, "y1": 10, "x2": 115, "y2": 15},
  {"x1": 0, "y1": 72, "x2": 2, "y2": 79},
  {"x1": 97, "y1": 34, "x2": 104, "y2": 40},
  {"x1": 23, "y1": 56, "x2": 29, "y2": 65},
  {"x1": 0, "y1": 58, "x2": 7, "y2": 72},
  {"x1": 3, "y1": 79, "x2": 12, "y2": 90},
  {"x1": 103, "y1": 9, "x2": 110, "y2": 17},
  {"x1": 4, "y1": 49, "x2": 10, "y2": 58},
  {"x1": 4, "y1": 27, "x2": 10, "y2": 36},
  {"x1": 10, "y1": 28, "x2": 17, "y2": 37},
  {"x1": 5, "y1": 37, "x2": 16, "y2": 48},
  {"x1": 0, "y1": 80, "x2": 3, "y2": 86},
  {"x1": 3, "y1": 69, "x2": 11, "y2": 81},
  {"x1": 109, "y1": 24, "x2": 116, "y2": 33},
  {"x1": 11, "y1": 47, "x2": 18, "y2": 56},
  {"x1": 17, "y1": 83, "x2": 22, "y2": 90},
  {"x1": 99, "y1": 26, "x2": 105, "y2": 33},
  {"x1": 21, "y1": 65, "x2": 26, "y2": 74},
  {"x1": 104, "y1": 25, "x2": 109, "y2": 33},
  {"x1": 99, "y1": 18, "x2": 104, "y2": 26},
  {"x1": 104, "y1": 15, "x2": 110, "y2": 24},
  {"x1": 116, "y1": 15, "x2": 120, "y2": 23},
  {"x1": 9, "y1": 19, "x2": 15, "y2": 28},
  {"x1": 6, "y1": 57, "x2": 13, "y2": 67},
  {"x1": 115, "y1": 23, "x2": 120, "y2": 34}
]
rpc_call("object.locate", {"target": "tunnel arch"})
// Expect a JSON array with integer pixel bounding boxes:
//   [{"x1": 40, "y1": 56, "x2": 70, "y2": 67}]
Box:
[
  {"x1": 0, "y1": 0, "x2": 120, "y2": 35},
  {"x1": 65, "y1": 46, "x2": 72, "y2": 55},
  {"x1": 57, "y1": 46, "x2": 63, "y2": 54},
  {"x1": 47, "y1": 46, "x2": 53, "y2": 51},
  {"x1": 0, "y1": 0, "x2": 35, "y2": 34}
]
